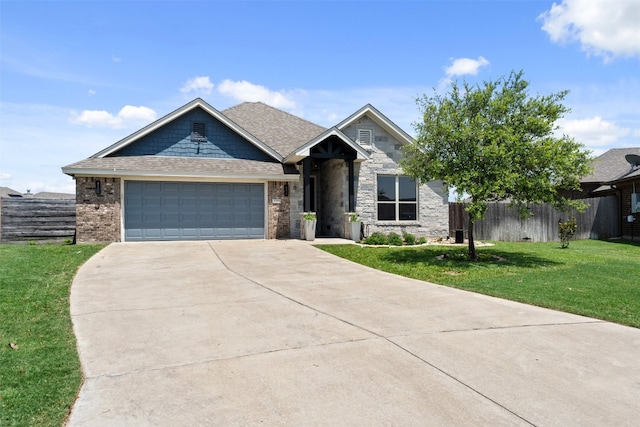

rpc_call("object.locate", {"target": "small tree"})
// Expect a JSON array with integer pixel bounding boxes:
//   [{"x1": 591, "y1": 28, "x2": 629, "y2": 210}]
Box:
[{"x1": 401, "y1": 71, "x2": 592, "y2": 260}]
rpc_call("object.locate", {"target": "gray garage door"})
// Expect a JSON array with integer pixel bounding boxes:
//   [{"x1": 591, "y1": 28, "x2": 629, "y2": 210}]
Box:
[{"x1": 124, "y1": 181, "x2": 264, "y2": 241}]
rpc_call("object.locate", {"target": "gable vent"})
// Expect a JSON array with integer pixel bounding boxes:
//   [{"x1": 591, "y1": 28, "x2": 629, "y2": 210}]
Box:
[
  {"x1": 357, "y1": 129, "x2": 373, "y2": 149},
  {"x1": 192, "y1": 122, "x2": 206, "y2": 142}
]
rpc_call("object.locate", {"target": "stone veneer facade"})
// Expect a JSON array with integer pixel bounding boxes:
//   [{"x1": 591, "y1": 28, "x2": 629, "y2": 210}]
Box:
[
  {"x1": 75, "y1": 177, "x2": 121, "y2": 243},
  {"x1": 343, "y1": 116, "x2": 449, "y2": 239},
  {"x1": 267, "y1": 181, "x2": 291, "y2": 239}
]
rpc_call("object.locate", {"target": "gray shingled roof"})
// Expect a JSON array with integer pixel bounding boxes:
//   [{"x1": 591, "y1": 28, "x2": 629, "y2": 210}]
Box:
[
  {"x1": 583, "y1": 147, "x2": 640, "y2": 183},
  {"x1": 63, "y1": 156, "x2": 298, "y2": 179},
  {"x1": 223, "y1": 102, "x2": 326, "y2": 158},
  {"x1": 0, "y1": 186, "x2": 22, "y2": 197},
  {"x1": 33, "y1": 192, "x2": 75, "y2": 199}
]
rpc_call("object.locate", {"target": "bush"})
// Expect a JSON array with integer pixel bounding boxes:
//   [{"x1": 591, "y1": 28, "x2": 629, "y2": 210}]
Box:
[
  {"x1": 418, "y1": 237, "x2": 427, "y2": 244},
  {"x1": 403, "y1": 232, "x2": 416, "y2": 245},
  {"x1": 388, "y1": 232, "x2": 403, "y2": 246},
  {"x1": 559, "y1": 216, "x2": 577, "y2": 248},
  {"x1": 364, "y1": 232, "x2": 388, "y2": 245}
]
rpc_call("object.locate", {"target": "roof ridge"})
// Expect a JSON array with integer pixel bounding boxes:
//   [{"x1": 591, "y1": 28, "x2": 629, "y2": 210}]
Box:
[{"x1": 223, "y1": 101, "x2": 325, "y2": 130}]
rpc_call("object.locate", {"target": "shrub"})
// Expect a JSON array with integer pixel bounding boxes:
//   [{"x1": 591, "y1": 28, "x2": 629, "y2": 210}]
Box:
[
  {"x1": 364, "y1": 232, "x2": 388, "y2": 245},
  {"x1": 418, "y1": 237, "x2": 427, "y2": 244},
  {"x1": 403, "y1": 232, "x2": 416, "y2": 245},
  {"x1": 388, "y1": 232, "x2": 403, "y2": 246},
  {"x1": 559, "y1": 216, "x2": 577, "y2": 248}
]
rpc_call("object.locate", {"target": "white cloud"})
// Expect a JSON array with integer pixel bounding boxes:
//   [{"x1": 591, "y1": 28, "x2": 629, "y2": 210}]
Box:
[
  {"x1": 0, "y1": 172, "x2": 12, "y2": 180},
  {"x1": 180, "y1": 76, "x2": 214, "y2": 95},
  {"x1": 558, "y1": 116, "x2": 631, "y2": 148},
  {"x1": 539, "y1": 0, "x2": 640, "y2": 60},
  {"x1": 69, "y1": 105, "x2": 157, "y2": 129},
  {"x1": 112, "y1": 55, "x2": 122, "y2": 63},
  {"x1": 438, "y1": 56, "x2": 490, "y2": 91},
  {"x1": 217, "y1": 79, "x2": 298, "y2": 110},
  {"x1": 118, "y1": 105, "x2": 157, "y2": 123},
  {"x1": 88, "y1": 89, "x2": 96, "y2": 96},
  {"x1": 445, "y1": 56, "x2": 490, "y2": 78}
]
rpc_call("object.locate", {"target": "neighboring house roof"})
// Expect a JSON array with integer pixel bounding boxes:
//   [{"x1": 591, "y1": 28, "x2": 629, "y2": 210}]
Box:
[
  {"x1": 91, "y1": 98, "x2": 283, "y2": 162},
  {"x1": 582, "y1": 147, "x2": 640, "y2": 183},
  {"x1": 222, "y1": 102, "x2": 326, "y2": 159},
  {"x1": 0, "y1": 186, "x2": 22, "y2": 197},
  {"x1": 336, "y1": 104, "x2": 414, "y2": 145},
  {"x1": 33, "y1": 192, "x2": 75, "y2": 199},
  {"x1": 63, "y1": 156, "x2": 299, "y2": 181}
]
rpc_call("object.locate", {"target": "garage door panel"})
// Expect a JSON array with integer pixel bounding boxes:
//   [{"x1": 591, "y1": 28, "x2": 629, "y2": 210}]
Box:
[{"x1": 125, "y1": 181, "x2": 264, "y2": 241}]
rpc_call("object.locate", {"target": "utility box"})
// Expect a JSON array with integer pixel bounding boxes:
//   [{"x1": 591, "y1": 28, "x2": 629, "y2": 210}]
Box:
[{"x1": 455, "y1": 229, "x2": 464, "y2": 244}]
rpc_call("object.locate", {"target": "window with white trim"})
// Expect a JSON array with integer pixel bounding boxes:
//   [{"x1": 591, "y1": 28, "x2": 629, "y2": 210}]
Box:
[
  {"x1": 357, "y1": 128, "x2": 373, "y2": 148},
  {"x1": 377, "y1": 175, "x2": 417, "y2": 221}
]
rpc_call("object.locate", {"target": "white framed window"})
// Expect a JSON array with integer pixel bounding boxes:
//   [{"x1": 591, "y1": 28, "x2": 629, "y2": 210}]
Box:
[
  {"x1": 377, "y1": 175, "x2": 417, "y2": 221},
  {"x1": 632, "y1": 193, "x2": 640, "y2": 213},
  {"x1": 356, "y1": 128, "x2": 373, "y2": 149}
]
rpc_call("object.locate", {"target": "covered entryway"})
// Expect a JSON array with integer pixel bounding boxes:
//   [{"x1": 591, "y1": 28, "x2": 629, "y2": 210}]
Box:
[
  {"x1": 301, "y1": 136, "x2": 358, "y2": 237},
  {"x1": 124, "y1": 181, "x2": 264, "y2": 241}
]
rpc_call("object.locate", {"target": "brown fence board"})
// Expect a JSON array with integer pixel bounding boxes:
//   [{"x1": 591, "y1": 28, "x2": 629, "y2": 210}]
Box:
[
  {"x1": 0, "y1": 197, "x2": 76, "y2": 244},
  {"x1": 449, "y1": 196, "x2": 619, "y2": 242}
]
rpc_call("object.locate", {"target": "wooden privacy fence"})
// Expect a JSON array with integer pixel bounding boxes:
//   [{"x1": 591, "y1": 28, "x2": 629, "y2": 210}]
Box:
[
  {"x1": 449, "y1": 196, "x2": 619, "y2": 242},
  {"x1": 0, "y1": 197, "x2": 76, "y2": 244}
]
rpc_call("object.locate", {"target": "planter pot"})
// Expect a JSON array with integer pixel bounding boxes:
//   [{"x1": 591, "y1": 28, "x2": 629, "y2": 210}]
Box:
[
  {"x1": 350, "y1": 221, "x2": 361, "y2": 242},
  {"x1": 303, "y1": 219, "x2": 317, "y2": 241}
]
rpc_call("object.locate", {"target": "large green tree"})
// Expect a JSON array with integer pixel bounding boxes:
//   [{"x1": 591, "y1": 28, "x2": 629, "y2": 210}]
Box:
[{"x1": 401, "y1": 71, "x2": 592, "y2": 260}]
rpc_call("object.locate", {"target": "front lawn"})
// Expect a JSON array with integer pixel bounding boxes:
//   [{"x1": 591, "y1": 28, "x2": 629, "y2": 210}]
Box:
[
  {"x1": 318, "y1": 240, "x2": 640, "y2": 328},
  {"x1": 0, "y1": 244, "x2": 105, "y2": 427}
]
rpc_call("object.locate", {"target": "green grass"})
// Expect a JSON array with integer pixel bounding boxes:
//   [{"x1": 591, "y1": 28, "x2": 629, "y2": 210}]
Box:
[
  {"x1": 0, "y1": 244, "x2": 105, "y2": 427},
  {"x1": 318, "y1": 240, "x2": 640, "y2": 328}
]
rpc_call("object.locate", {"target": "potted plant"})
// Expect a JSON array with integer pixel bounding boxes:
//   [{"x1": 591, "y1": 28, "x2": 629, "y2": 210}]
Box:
[
  {"x1": 348, "y1": 212, "x2": 361, "y2": 242},
  {"x1": 302, "y1": 212, "x2": 317, "y2": 241}
]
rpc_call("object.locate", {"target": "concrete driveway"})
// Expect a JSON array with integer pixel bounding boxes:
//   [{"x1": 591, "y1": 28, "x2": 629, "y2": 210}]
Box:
[{"x1": 67, "y1": 240, "x2": 640, "y2": 426}]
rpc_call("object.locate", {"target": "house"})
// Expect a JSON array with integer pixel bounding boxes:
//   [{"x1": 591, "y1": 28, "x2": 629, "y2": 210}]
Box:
[
  {"x1": 33, "y1": 191, "x2": 75, "y2": 199},
  {"x1": 0, "y1": 186, "x2": 22, "y2": 198},
  {"x1": 62, "y1": 98, "x2": 448, "y2": 243},
  {"x1": 579, "y1": 147, "x2": 640, "y2": 240}
]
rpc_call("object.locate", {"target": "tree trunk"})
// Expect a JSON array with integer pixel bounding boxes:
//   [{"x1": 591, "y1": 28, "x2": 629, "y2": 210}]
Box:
[{"x1": 468, "y1": 217, "x2": 478, "y2": 261}]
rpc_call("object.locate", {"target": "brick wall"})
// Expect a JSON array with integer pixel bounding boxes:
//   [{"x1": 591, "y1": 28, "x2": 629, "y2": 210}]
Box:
[
  {"x1": 288, "y1": 170, "x2": 304, "y2": 239},
  {"x1": 620, "y1": 180, "x2": 640, "y2": 240},
  {"x1": 75, "y1": 177, "x2": 121, "y2": 242},
  {"x1": 267, "y1": 181, "x2": 291, "y2": 239}
]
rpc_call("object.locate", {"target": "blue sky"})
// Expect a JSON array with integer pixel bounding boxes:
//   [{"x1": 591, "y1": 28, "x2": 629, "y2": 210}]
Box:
[{"x1": 1, "y1": 0, "x2": 639, "y2": 194}]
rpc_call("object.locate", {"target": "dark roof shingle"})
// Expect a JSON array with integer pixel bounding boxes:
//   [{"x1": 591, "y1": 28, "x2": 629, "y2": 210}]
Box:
[
  {"x1": 582, "y1": 147, "x2": 640, "y2": 183},
  {"x1": 223, "y1": 102, "x2": 326, "y2": 158}
]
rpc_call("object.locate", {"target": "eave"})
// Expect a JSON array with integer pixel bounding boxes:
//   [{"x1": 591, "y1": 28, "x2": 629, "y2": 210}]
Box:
[{"x1": 335, "y1": 103, "x2": 413, "y2": 145}]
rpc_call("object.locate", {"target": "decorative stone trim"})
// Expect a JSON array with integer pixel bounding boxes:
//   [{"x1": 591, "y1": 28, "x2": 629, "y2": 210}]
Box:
[
  {"x1": 267, "y1": 181, "x2": 291, "y2": 239},
  {"x1": 75, "y1": 177, "x2": 121, "y2": 243}
]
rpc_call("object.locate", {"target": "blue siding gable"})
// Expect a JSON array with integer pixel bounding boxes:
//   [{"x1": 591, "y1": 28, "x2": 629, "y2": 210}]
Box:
[{"x1": 109, "y1": 107, "x2": 274, "y2": 161}]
